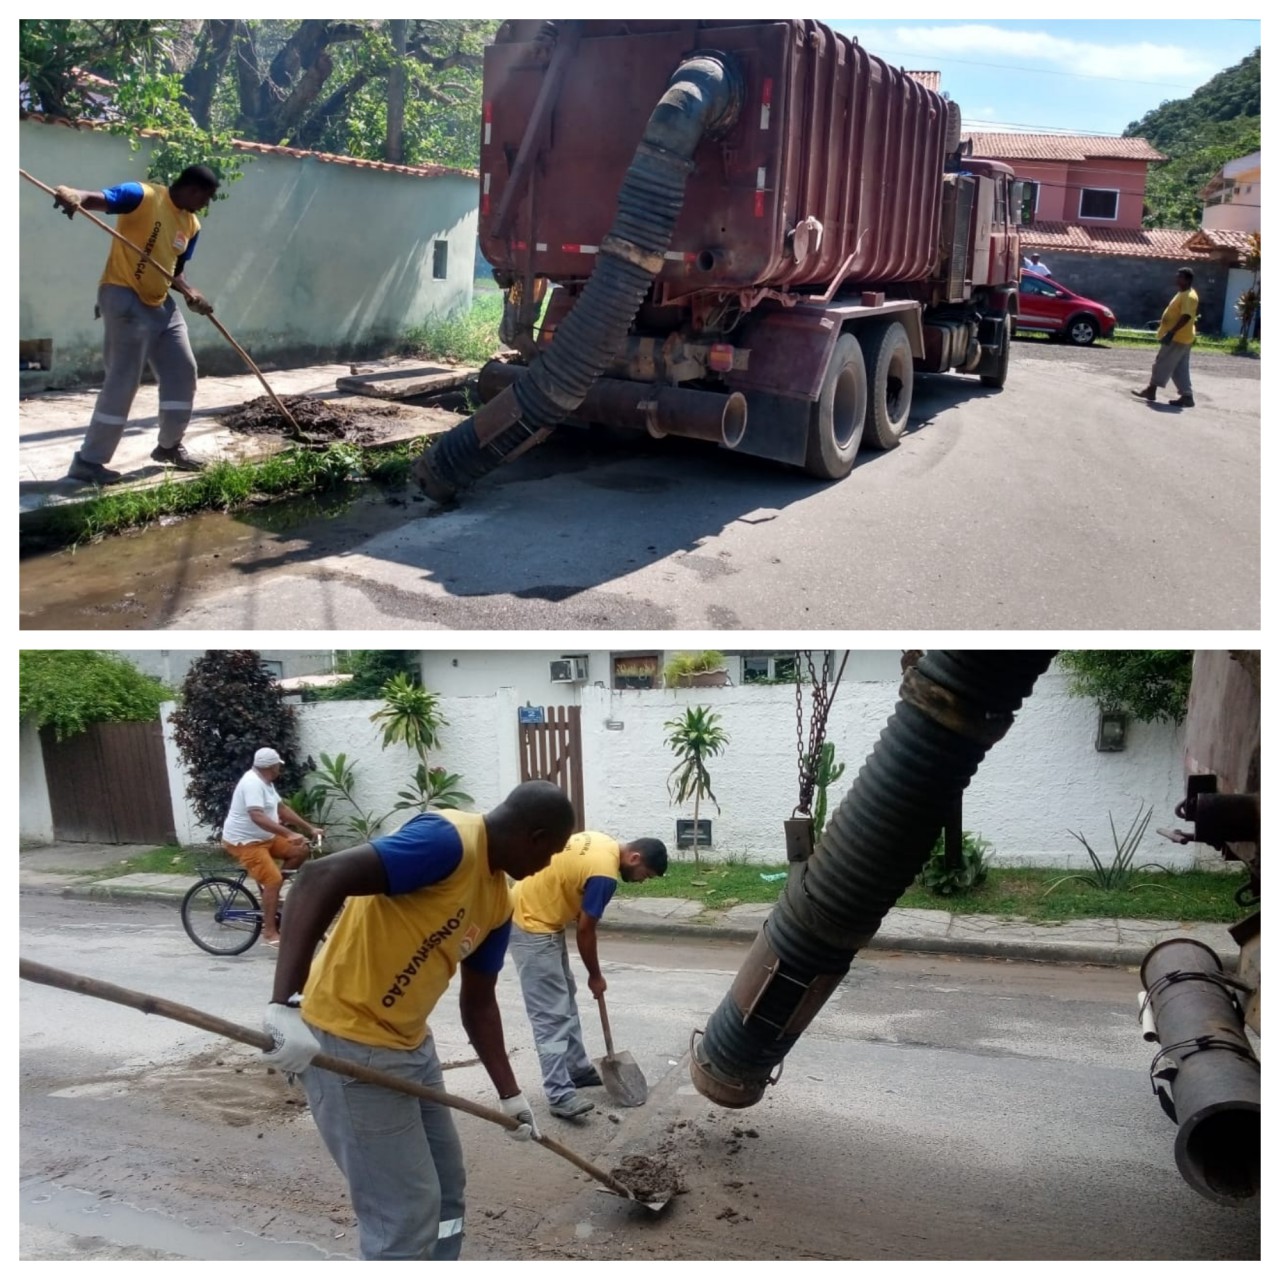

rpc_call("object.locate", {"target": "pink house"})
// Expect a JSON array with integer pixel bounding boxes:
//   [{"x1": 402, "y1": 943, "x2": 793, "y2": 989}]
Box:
[{"x1": 961, "y1": 132, "x2": 1165, "y2": 230}]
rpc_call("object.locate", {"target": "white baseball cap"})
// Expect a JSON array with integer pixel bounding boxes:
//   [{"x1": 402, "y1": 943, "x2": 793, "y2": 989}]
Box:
[{"x1": 254, "y1": 747, "x2": 284, "y2": 768}]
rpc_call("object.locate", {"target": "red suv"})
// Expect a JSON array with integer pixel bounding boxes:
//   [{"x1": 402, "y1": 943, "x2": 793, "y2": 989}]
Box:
[{"x1": 1016, "y1": 270, "x2": 1116, "y2": 346}]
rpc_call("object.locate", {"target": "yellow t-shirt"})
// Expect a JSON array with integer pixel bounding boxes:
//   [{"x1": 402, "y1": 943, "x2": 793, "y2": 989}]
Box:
[
  {"x1": 100, "y1": 182, "x2": 200, "y2": 308},
  {"x1": 511, "y1": 831, "x2": 621, "y2": 933},
  {"x1": 302, "y1": 811, "x2": 513, "y2": 1051},
  {"x1": 1157, "y1": 288, "x2": 1198, "y2": 345}
]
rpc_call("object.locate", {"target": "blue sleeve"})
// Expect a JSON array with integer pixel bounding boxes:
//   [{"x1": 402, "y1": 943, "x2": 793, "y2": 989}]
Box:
[
  {"x1": 101, "y1": 182, "x2": 144, "y2": 214},
  {"x1": 176, "y1": 230, "x2": 199, "y2": 274},
  {"x1": 581, "y1": 876, "x2": 617, "y2": 920},
  {"x1": 462, "y1": 917, "x2": 511, "y2": 974},
  {"x1": 370, "y1": 813, "x2": 464, "y2": 896}
]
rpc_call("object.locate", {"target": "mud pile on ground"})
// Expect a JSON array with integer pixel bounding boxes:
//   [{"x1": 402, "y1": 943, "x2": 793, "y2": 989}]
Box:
[
  {"x1": 609, "y1": 1153, "x2": 686, "y2": 1204},
  {"x1": 221, "y1": 395, "x2": 402, "y2": 444}
]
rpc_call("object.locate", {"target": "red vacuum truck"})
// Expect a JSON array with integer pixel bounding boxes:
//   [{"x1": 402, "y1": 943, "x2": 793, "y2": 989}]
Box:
[{"x1": 413, "y1": 18, "x2": 1021, "y2": 502}]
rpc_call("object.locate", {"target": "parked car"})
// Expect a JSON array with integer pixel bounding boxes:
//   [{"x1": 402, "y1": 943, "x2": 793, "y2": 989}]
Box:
[{"x1": 1016, "y1": 270, "x2": 1116, "y2": 346}]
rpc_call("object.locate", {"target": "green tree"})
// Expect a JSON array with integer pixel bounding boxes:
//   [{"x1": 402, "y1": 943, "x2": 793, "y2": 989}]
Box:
[
  {"x1": 1058, "y1": 651, "x2": 1193, "y2": 724},
  {"x1": 19, "y1": 650, "x2": 171, "y2": 740},
  {"x1": 314, "y1": 651, "x2": 421, "y2": 701},
  {"x1": 369, "y1": 673, "x2": 447, "y2": 763},
  {"x1": 168, "y1": 650, "x2": 310, "y2": 835},
  {"x1": 664, "y1": 706, "x2": 730, "y2": 868}
]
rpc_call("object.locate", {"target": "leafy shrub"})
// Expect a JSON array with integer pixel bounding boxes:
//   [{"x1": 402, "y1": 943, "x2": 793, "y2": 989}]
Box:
[
  {"x1": 395, "y1": 764, "x2": 474, "y2": 814},
  {"x1": 19, "y1": 650, "x2": 171, "y2": 740},
  {"x1": 918, "y1": 830, "x2": 992, "y2": 897},
  {"x1": 1058, "y1": 651, "x2": 1192, "y2": 724},
  {"x1": 369, "y1": 674, "x2": 446, "y2": 760},
  {"x1": 312, "y1": 651, "x2": 421, "y2": 701},
  {"x1": 168, "y1": 651, "x2": 309, "y2": 835}
]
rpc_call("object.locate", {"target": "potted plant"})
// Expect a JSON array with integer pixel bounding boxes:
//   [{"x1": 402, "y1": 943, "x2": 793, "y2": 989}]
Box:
[
  {"x1": 663, "y1": 650, "x2": 729, "y2": 689},
  {"x1": 663, "y1": 705, "x2": 730, "y2": 867}
]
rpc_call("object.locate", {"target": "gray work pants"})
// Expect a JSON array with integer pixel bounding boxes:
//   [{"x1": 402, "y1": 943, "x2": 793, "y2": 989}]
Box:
[
  {"x1": 80, "y1": 283, "x2": 198, "y2": 464},
  {"x1": 1148, "y1": 341, "x2": 1193, "y2": 396},
  {"x1": 509, "y1": 925, "x2": 595, "y2": 1104},
  {"x1": 302, "y1": 1024, "x2": 467, "y2": 1261}
]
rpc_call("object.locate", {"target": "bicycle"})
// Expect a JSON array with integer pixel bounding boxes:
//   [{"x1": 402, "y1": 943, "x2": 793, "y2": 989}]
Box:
[{"x1": 180, "y1": 835, "x2": 322, "y2": 956}]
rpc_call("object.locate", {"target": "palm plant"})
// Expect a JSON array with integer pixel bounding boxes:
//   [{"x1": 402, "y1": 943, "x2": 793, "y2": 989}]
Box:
[
  {"x1": 369, "y1": 673, "x2": 447, "y2": 762},
  {"x1": 395, "y1": 764, "x2": 474, "y2": 814},
  {"x1": 664, "y1": 705, "x2": 730, "y2": 867}
]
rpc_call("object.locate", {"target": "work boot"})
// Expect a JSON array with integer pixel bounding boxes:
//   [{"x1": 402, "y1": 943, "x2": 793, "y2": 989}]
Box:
[
  {"x1": 1169, "y1": 395, "x2": 1195, "y2": 408},
  {"x1": 571, "y1": 1067, "x2": 604, "y2": 1089},
  {"x1": 151, "y1": 443, "x2": 206, "y2": 472},
  {"x1": 1129, "y1": 386, "x2": 1155, "y2": 402},
  {"x1": 549, "y1": 1094, "x2": 595, "y2": 1119},
  {"x1": 66, "y1": 453, "x2": 123, "y2": 485}
]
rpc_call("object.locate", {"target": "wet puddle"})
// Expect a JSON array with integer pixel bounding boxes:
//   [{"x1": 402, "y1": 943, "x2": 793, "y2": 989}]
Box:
[
  {"x1": 19, "y1": 487, "x2": 424, "y2": 630},
  {"x1": 21, "y1": 1180, "x2": 343, "y2": 1260}
]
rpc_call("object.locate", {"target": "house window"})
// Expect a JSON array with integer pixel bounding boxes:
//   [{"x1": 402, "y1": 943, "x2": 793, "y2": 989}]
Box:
[
  {"x1": 612, "y1": 654, "x2": 660, "y2": 689},
  {"x1": 1019, "y1": 181, "x2": 1040, "y2": 223},
  {"x1": 432, "y1": 240, "x2": 449, "y2": 279},
  {"x1": 262, "y1": 660, "x2": 285, "y2": 679},
  {"x1": 1078, "y1": 188, "x2": 1119, "y2": 221},
  {"x1": 742, "y1": 653, "x2": 799, "y2": 684}
]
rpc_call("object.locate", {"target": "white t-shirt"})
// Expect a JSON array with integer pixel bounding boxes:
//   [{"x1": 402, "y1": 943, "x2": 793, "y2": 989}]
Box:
[{"x1": 222, "y1": 768, "x2": 282, "y2": 844}]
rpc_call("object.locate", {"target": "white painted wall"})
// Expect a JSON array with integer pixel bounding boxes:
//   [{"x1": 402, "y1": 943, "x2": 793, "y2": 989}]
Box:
[
  {"x1": 19, "y1": 119, "x2": 478, "y2": 387},
  {"x1": 19, "y1": 720, "x2": 55, "y2": 844},
  {"x1": 155, "y1": 669, "x2": 1192, "y2": 869}
]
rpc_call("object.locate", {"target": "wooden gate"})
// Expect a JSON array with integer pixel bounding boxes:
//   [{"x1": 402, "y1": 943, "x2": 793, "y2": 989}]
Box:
[
  {"x1": 518, "y1": 705, "x2": 585, "y2": 830},
  {"x1": 40, "y1": 720, "x2": 177, "y2": 844}
]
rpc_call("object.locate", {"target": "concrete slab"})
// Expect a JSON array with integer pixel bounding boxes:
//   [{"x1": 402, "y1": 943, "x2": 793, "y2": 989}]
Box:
[
  {"x1": 881, "y1": 907, "x2": 952, "y2": 938},
  {"x1": 611, "y1": 897, "x2": 704, "y2": 921},
  {"x1": 335, "y1": 363, "x2": 476, "y2": 400},
  {"x1": 721, "y1": 903, "x2": 774, "y2": 925},
  {"x1": 18, "y1": 356, "x2": 464, "y2": 514},
  {"x1": 88, "y1": 873, "x2": 194, "y2": 897},
  {"x1": 20, "y1": 842, "x2": 159, "y2": 874},
  {"x1": 947, "y1": 914, "x2": 1045, "y2": 943}
]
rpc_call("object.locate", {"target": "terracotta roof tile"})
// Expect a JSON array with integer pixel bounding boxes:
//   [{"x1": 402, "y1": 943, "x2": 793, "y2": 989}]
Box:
[
  {"x1": 963, "y1": 131, "x2": 1165, "y2": 163},
  {"x1": 904, "y1": 70, "x2": 940, "y2": 92},
  {"x1": 1182, "y1": 228, "x2": 1255, "y2": 257},
  {"x1": 1020, "y1": 221, "x2": 1214, "y2": 259},
  {"x1": 18, "y1": 111, "x2": 478, "y2": 181}
]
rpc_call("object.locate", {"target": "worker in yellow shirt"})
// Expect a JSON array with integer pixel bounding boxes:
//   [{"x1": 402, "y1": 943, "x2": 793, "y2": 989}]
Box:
[
  {"x1": 509, "y1": 831, "x2": 667, "y2": 1119},
  {"x1": 1132, "y1": 267, "x2": 1199, "y2": 408}
]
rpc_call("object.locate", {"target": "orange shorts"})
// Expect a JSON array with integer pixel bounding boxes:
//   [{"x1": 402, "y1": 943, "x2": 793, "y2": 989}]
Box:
[{"x1": 222, "y1": 834, "x2": 297, "y2": 889}]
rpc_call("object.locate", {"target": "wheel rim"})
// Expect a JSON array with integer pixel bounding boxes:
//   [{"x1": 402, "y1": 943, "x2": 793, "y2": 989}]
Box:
[
  {"x1": 1071, "y1": 321, "x2": 1095, "y2": 344},
  {"x1": 832, "y1": 366, "x2": 861, "y2": 449},
  {"x1": 183, "y1": 882, "x2": 260, "y2": 953}
]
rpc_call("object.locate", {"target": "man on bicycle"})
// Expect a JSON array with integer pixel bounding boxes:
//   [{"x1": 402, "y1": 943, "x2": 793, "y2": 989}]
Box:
[{"x1": 220, "y1": 747, "x2": 322, "y2": 946}]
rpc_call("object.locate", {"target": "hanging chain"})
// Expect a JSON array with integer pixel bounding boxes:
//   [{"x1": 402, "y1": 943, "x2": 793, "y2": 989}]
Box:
[{"x1": 794, "y1": 651, "x2": 848, "y2": 817}]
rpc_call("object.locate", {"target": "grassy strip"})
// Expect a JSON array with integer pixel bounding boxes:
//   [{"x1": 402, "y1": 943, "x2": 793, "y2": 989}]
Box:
[
  {"x1": 28, "y1": 437, "x2": 431, "y2": 548},
  {"x1": 616, "y1": 857, "x2": 1246, "y2": 923},
  {"x1": 1017, "y1": 329, "x2": 1259, "y2": 357},
  {"x1": 403, "y1": 292, "x2": 504, "y2": 366}
]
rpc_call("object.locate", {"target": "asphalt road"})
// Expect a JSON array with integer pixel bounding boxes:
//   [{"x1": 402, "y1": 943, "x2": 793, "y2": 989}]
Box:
[
  {"x1": 19, "y1": 894, "x2": 1259, "y2": 1261},
  {"x1": 20, "y1": 341, "x2": 1259, "y2": 630}
]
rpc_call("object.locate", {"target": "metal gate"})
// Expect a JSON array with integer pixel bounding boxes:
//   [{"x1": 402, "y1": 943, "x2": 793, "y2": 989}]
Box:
[
  {"x1": 40, "y1": 720, "x2": 177, "y2": 844},
  {"x1": 517, "y1": 705, "x2": 585, "y2": 830}
]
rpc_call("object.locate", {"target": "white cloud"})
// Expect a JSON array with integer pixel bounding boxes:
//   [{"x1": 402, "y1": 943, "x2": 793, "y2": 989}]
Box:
[{"x1": 883, "y1": 23, "x2": 1217, "y2": 85}]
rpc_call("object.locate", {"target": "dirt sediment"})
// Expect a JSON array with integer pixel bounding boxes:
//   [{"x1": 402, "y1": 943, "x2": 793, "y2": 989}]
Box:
[
  {"x1": 220, "y1": 395, "x2": 402, "y2": 444},
  {"x1": 609, "y1": 1154, "x2": 686, "y2": 1204}
]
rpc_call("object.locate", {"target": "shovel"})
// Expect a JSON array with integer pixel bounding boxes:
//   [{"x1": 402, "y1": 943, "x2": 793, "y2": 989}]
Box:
[
  {"x1": 19, "y1": 958, "x2": 672, "y2": 1212},
  {"x1": 594, "y1": 992, "x2": 648, "y2": 1107}
]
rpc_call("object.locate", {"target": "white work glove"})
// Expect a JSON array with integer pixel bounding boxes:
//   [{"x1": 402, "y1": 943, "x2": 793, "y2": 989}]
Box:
[
  {"x1": 262, "y1": 1002, "x2": 320, "y2": 1075},
  {"x1": 499, "y1": 1091, "x2": 541, "y2": 1142}
]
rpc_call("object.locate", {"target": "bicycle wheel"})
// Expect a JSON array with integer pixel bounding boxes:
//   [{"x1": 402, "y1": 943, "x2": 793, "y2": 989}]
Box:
[{"x1": 181, "y1": 877, "x2": 263, "y2": 956}]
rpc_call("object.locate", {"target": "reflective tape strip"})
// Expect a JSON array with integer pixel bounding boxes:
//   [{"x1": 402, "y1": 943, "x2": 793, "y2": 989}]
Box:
[
  {"x1": 761, "y1": 77, "x2": 773, "y2": 130},
  {"x1": 484, "y1": 123, "x2": 491, "y2": 145},
  {"x1": 438, "y1": 1217, "x2": 464, "y2": 1240},
  {"x1": 538, "y1": 1038, "x2": 570, "y2": 1053},
  {"x1": 664, "y1": 251, "x2": 696, "y2": 262},
  {"x1": 483, "y1": 173, "x2": 491, "y2": 194},
  {"x1": 158, "y1": 401, "x2": 192, "y2": 411},
  {"x1": 90, "y1": 413, "x2": 126, "y2": 425},
  {"x1": 536, "y1": 242, "x2": 548, "y2": 252},
  {"x1": 561, "y1": 244, "x2": 599, "y2": 255},
  {"x1": 754, "y1": 167, "x2": 767, "y2": 218}
]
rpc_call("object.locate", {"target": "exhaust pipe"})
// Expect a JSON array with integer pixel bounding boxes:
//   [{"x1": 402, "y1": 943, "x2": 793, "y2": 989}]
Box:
[
  {"x1": 1140, "y1": 938, "x2": 1260, "y2": 1206},
  {"x1": 413, "y1": 49, "x2": 743, "y2": 503},
  {"x1": 477, "y1": 361, "x2": 747, "y2": 447},
  {"x1": 691, "y1": 651, "x2": 1055, "y2": 1108}
]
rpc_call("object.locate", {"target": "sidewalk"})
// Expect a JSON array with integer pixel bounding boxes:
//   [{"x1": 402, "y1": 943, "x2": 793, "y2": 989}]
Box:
[{"x1": 19, "y1": 843, "x2": 1241, "y2": 970}]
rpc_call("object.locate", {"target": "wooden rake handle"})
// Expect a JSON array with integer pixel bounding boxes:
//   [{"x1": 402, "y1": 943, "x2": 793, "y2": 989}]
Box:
[
  {"x1": 19, "y1": 168, "x2": 303, "y2": 438},
  {"x1": 18, "y1": 957, "x2": 636, "y2": 1201}
]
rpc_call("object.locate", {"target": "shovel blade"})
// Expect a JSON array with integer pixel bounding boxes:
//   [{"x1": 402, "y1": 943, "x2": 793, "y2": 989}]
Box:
[{"x1": 595, "y1": 1051, "x2": 648, "y2": 1107}]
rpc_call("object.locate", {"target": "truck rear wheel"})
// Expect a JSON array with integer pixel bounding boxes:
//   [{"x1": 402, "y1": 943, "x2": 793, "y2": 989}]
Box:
[
  {"x1": 979, "y1": 314, "x2": 1011, "y2": 388},
  {"x1": 864, "y1": 321, "x2": 914, "y2": 450},
  {"x1": 804, "y1": 333, "x2": 867, "y2": 480}
]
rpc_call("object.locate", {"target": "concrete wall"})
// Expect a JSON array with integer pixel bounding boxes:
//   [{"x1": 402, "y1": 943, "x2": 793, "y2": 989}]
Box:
[
  {"x1": 1031, "y1": 251, "x2": 1230, "y2": 333},
  {"x1": 19, "y1": 119, "x2": 478, "y2": 387},
  {"x1": 20, "y1": 720, "x2": 55, "y2": 844},
  {"x1": 154, "y1": 670, "x2": 1194, "y2": 869}
]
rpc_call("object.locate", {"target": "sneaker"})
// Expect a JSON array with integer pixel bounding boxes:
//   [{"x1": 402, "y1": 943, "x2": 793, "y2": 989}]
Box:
[
  {"x1": 1129, "y1": 387, "x2": 1155, "y2": 402},
  {"x1": 549, "y1": 1094, "x2": 595, "y2": 1119},
  {"x1": 67, "y1": 453, "x2": 123, "y2": 486},
  {"x1": 151, "y1": 443, "x2": 206, "y2": 472},
  {"x1": 1169, "y1": 396, "x2": 1196, "y2": 408},
  {"x1": 571, "y1": 1067, "x2": 604, "y2": 1089}
]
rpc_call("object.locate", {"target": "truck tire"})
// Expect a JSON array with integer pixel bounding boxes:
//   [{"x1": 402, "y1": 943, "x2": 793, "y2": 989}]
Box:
[
  {"x1": 804, "y1": 333, "x2": 867, "y2": 479},
  {"x1": 979, "y1": 314, "x2": 1011, "y2": 388},
  {"x1": 864, "y1": 321, "x2": 913, "y2": 450}
]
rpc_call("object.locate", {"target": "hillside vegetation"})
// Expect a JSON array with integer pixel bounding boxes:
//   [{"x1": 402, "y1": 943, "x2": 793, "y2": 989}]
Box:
[{"x1": 1125, "y1": 48, "x2": 1260, "y2": 229}]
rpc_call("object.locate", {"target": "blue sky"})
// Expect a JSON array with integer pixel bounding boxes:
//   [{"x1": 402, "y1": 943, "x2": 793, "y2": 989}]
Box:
[{"x1": 822, "y1": 19, "x2": 1261, "y2": 136}]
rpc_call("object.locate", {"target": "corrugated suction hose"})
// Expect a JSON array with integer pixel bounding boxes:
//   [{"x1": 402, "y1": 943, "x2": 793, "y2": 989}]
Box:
[
  {"x1": 691, "y1": 651, "x2": 1056, "y2": 1108},
  {"x1": 412, "y1": 51, "x2": 742, "y2": 502}
]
